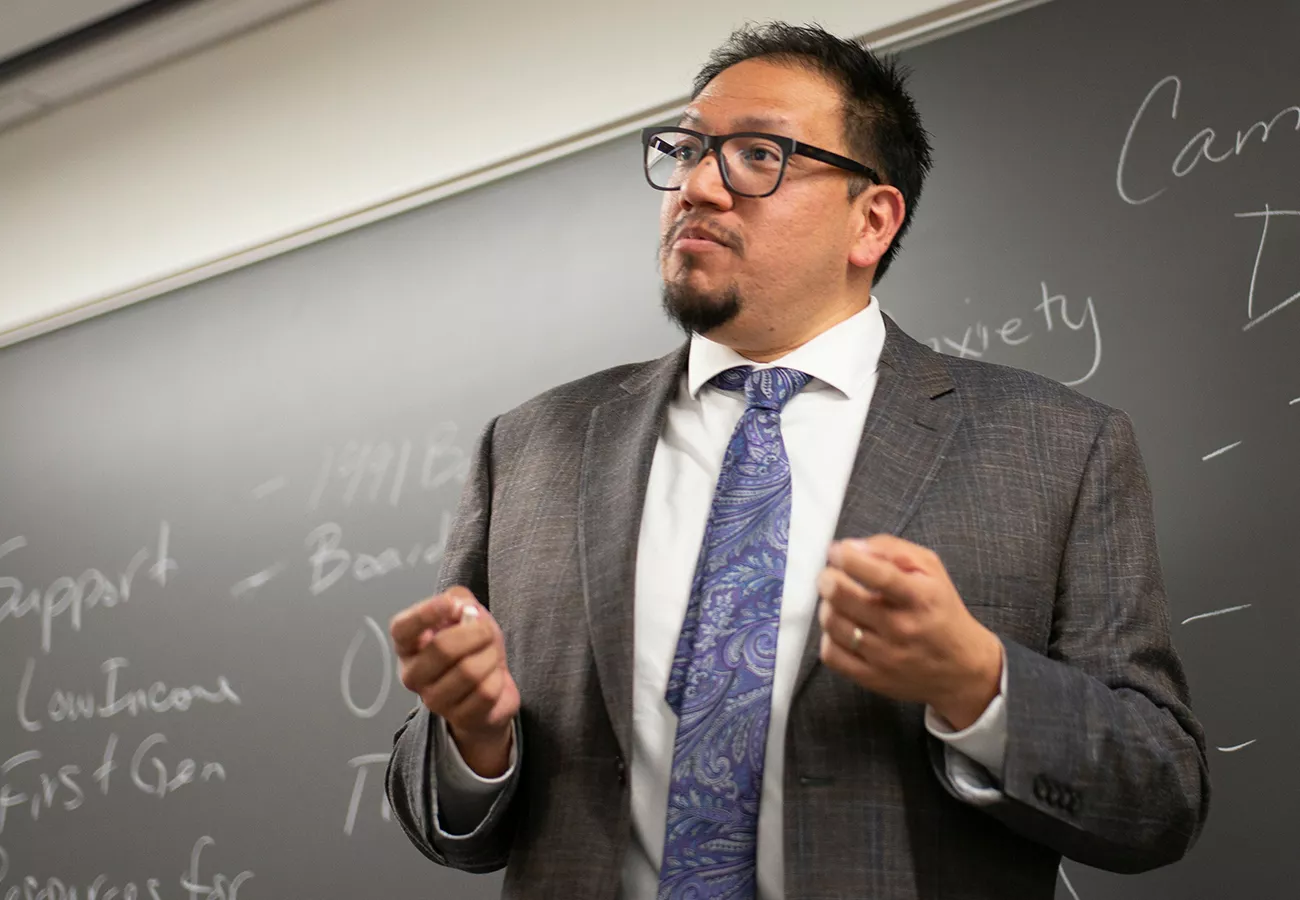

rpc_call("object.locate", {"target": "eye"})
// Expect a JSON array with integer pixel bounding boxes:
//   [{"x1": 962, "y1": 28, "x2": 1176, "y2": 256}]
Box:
[{"x1": 733, "y1": 139, "x2": 784, "y2": 168}]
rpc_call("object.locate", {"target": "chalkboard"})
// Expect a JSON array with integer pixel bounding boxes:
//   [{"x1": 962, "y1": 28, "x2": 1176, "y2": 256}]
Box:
[
  {"x1": 1, "y1": 0, "x2": 1296, "y2": 897},
  {"x1": 884, "y1": 0, "x2": 1300, "y2": 897}
]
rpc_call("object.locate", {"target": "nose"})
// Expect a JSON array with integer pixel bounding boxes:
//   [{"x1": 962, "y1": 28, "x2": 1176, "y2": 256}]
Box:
[{"x1": 679, "y1": 151, "x2": 734, "y2": 212}]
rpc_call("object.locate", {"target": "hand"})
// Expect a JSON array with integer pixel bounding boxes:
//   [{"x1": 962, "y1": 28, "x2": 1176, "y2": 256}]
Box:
[
  {"x1": 390, "y1": 586, "x2": 520, "y2": 777},
  {"x1": 816, "y1": 535, "x2": 1003, "y2": 730}
]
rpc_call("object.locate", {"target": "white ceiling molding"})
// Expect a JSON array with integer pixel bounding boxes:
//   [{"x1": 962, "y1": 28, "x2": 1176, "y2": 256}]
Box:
[
  {"x1": 0, "y1": 0, "x2": 326, "y2": 132},
  {"x1": 0, "y1": 0, "x2": 145, "y2": 62}
]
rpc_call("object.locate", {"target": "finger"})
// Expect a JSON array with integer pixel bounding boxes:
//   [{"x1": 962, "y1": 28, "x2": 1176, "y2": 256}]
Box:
[
  {"x1": 401, "y1": 618, "x2": 495, "y2": 693},
  {"x1": 391, "y1": 597, "x2": 450, "y2": 656},
  {"x1": 819, "y1": 630, "x2": 880, "y2": 686},
  {"x1": 403, "y1": 616, "x2": 494, "y2": 691},
  {"x1": 828, "y1": 541, "x2": 924, "y2": 605},
  {"x1": 390, "y1": 587, "x2": 477, "y2": 656},
  {"x1": 818, "y1": 599, "x2": 885, "y2": 653},
  {"x1": 414, "y1": 595, "x2": 484, "y2": 652},
  {"x1": 418, "y1": 644, "x2": 500, "y2": 715},
  {"x1": 855, "y1": 535, "x2": 941, "y2": 575},
  {"x1": 816, "y1": 566, "x2": 886, "y2": 627},
  {"x1": 445, "y1": 666, "x2": 504, "y2": 727},
  {"x1": 484, "y1": 669, "x2": 521, "y2": 728}
]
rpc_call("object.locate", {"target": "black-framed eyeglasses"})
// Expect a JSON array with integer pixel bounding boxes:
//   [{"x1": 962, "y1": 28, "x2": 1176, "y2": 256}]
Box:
[{"x1": 641, "y1": 125, "x2": 880, "y2": 199}]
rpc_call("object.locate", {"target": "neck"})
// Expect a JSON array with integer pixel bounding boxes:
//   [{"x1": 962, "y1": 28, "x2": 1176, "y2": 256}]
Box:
[{"x1": 708, "y1": 296, "x2": 873, "y2": 363}]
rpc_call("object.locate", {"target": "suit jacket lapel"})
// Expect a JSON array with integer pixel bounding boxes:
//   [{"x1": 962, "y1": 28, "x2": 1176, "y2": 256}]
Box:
[
  {"x1": 579, "y1": 343, "x2": 688, "y2": 761},
  {"x1": 792, "y1": 315, "x2": 963, "y2": 700}
]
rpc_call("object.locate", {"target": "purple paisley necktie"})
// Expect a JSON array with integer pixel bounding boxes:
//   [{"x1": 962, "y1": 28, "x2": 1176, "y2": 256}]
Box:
[{"x1": 658, "y1": 365, "x2": 811, "y2": 900}]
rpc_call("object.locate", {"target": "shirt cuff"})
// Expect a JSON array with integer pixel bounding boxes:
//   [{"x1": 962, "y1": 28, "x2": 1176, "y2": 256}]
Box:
[
  {"x1": 431, "y1": 716, "x2": 517, "y2": 837},
  {"x1": 924, "y1": 641, "x2": 1008, "y2": 803}
]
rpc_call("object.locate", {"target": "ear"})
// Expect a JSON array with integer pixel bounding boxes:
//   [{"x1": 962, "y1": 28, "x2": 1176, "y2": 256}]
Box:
[{"x1": 847, "y1": 184, "x2": 906, "y2": 270}]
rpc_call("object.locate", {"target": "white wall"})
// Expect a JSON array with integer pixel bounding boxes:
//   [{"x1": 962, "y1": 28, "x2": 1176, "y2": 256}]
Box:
[{"x1": 0, "y1": 0, "x2": 1020, "y2": 345}]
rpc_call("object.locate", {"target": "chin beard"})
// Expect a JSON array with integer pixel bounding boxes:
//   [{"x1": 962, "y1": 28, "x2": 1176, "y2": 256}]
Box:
[{"x1": 661, "y1": 280, "x2": 743, "y2": 335}]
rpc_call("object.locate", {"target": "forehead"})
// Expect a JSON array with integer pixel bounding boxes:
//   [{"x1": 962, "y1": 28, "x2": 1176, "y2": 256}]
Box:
[{"x1": 680, "y1": 58, "x2": 844, "y2": 143}]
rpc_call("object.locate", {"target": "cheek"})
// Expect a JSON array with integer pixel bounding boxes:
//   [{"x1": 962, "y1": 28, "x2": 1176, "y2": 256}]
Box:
[
  {"x1": 743, "y1": 227, "x2": 799, "y2": 279},
  {"x1": 659, "y1": 196, "x2": 681, "y2": 240},
  {"x1": 742, "y1": 223, "x2": 840, "y2": 292}
]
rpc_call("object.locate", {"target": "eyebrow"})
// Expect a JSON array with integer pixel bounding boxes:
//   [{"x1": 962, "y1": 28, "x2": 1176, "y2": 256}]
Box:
[{"x1": 677, "y1": 110, "x2": 796, "y2": 132}]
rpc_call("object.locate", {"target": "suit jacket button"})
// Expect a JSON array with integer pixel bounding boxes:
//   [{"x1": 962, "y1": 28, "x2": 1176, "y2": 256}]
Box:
[{"x1": 1033, "y1": 775, "x2": 1049, "y2": 802}]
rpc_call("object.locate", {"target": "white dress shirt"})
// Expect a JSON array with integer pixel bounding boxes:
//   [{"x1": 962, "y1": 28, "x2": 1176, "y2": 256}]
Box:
[{"x1": 434, "y1": 299, "x2": 1009, "y2": 899}]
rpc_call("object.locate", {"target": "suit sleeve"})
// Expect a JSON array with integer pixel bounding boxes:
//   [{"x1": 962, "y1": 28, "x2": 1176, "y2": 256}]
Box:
[
  {"x1": 932, "y1": 408, "x2": 1211, "y2": 872},
  {"x1": 386, "y1": 415, "x2": 524, "y2": 873}
]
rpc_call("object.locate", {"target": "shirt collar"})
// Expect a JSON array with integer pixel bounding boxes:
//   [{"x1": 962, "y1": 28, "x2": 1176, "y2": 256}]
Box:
[{"x1": 686, "y1": 297, "x2": 886, "y2": 400}]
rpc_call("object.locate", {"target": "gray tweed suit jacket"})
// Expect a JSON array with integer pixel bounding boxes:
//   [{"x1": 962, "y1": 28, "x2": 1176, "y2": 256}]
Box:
[{"x1": 387, "y1": 315, "x2": 1211, "y2": 900}]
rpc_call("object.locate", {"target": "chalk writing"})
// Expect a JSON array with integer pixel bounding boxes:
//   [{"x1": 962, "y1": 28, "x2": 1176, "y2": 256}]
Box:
[
  {"x1": 229, "y1": 564, "x2": 284, "y2": 600},
  {"x1": 306, "y1": 511, "x2": 452, "y2": 596},
  {"x1": 0, "y1": 834, "x2": 252, "y2": 899},
  {"x1": 1201, "y1": 441, "x2": 1242, "y2": 462},
  {"x1": 131, "y1": 734, "x2": 225, "y2": 800},
  {"x1": 0, "y1": 523, "x2": 177, "y2": 654},
  {"x1": 0, "y1": 734, "x2": 225, "y2": 831},
  {"x1": 1234, "y1": 206, "x2": 1300, "y2": 330},
  {"x1": 341, "y1": 616, "x2": 394, "y2": 719},
  {"x1": 307, "y1": 425, "x2": 470, "y2": 512},
  {"x1": 16, "y1": 657, "x2": 241, "y2": 733},
  {"x1": 1035, "y1": 286, "x2": 1102, "y2": 385},
  {"x1": 95, "y1": 735, "x2": 118, "y2": 799},
  {"x1": 250, "y1": 476, "x2": 287, "y2": 500},
  {"x1": 0, "y1": 750, "x2": 82, "y2": 834},
  {"x1": 149, "y1": 523, "x2": 175, "y2": 588},
  {"x1": 344, "y1": 754, "x2": 393, "y2": 837},
  {"x1": 1118, "y1": 74, "x2": 1300, "y2": 205},
  {"x1": 1181, "y1": 604, "x2": 1251, "y2": 625},
  {"x1": 1216, "y1": 740, "x2": 1257, "y2": 753},
  {"x1": 1, "y1": 870, "x2": 165, "y2": 900},
  {"x1": 180, "y1": 836, "x2": 253, "y2": 900},
  {"x1": 916, "y1": 283, "x2": 1101, "y2": 386}
]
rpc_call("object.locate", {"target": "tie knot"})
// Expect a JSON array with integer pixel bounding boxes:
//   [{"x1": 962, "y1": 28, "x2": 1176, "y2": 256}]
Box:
[{"x1": 711, "y1": 366, "x2": 811, "y2": 412}]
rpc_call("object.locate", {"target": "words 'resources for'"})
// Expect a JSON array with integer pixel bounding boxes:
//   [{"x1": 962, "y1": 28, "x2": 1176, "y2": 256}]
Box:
[{"x1": 0, "y1": 834, "x2": 253, "y2": 900}]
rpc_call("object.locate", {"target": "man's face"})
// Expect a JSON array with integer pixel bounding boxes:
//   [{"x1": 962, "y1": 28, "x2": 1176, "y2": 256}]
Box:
[{"x1": 659, "y1": 58, "x2": 861, "y2": 337}]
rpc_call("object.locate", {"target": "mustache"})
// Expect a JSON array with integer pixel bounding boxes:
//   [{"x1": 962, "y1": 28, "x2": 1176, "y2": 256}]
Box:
[{"x1": 662, "y1": 218, "x2": 745, "y2": 256}]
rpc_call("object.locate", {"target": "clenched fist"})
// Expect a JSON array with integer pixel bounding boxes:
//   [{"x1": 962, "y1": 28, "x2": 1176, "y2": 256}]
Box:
[
  {"x1": 389, "y1": 586, "x2": 520, "y2": 777},
  {"x1": 817, "y1": 535, "x2": 1003, "y2": 731}
]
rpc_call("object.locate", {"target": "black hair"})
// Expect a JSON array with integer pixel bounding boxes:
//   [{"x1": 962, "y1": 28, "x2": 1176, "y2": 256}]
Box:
[{"x1": 692, "y1": 22, "x2": 933, "y2": 282}]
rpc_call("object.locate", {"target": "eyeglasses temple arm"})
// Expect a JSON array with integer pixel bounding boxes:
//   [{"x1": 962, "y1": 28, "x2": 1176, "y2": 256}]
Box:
[{"x1": 792, "y1": 141, "x2": 880, "y2": 183}]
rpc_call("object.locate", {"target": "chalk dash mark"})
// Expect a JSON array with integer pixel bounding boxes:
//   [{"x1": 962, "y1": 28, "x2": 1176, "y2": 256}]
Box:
[
  {"x1": 252, "y1": 476, "x2": 288, "y2": 500},
  {"x1": 1216, "y1": 740, "x2": 1257, "y2": 753},
  {"x1": 1181, "y1": 604, "x2": 1251, "y2": 625},
  {"x1": 1201, "y1": 441, "x2": 1242, "y2": 461},
  {"x1": 231, "y1": 563, "x2": 285, "y2": 599}
]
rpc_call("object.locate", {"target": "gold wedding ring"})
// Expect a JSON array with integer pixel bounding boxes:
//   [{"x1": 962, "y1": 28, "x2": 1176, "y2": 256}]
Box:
[{"x1": 851, "y1": 626, "x2": 864, "y2": 652}]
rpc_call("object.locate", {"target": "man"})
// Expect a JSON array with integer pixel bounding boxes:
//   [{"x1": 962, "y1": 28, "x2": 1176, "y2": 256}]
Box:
[{"x1": 386, "y1": 22, "x2": 1210, "y2": 900}]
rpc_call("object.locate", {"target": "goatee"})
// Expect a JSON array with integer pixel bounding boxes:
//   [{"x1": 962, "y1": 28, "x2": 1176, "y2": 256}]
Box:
[{"x1": 661, "y1": 280, "x2": 742, "y2": 335}]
